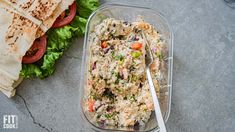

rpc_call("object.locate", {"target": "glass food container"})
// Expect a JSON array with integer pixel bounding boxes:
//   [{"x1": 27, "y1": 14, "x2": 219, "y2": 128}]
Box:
[{"x1": 79, "y1": 3, "x2": 173, "y2": 132}]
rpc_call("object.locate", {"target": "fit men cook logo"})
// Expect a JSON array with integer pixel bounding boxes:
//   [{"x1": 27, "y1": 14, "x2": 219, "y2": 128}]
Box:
[{"x1": 3, "y1": 115, "x2": 18, "y2": 129}]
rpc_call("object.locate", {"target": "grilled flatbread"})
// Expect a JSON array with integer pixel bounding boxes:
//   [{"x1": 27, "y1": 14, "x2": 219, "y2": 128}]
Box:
[
  {"x1": 2, "y1": 0, "x2": 62, "y2": 21},
  {"x1": 0, "y1": 0, "x2": 42, "y2": 26},
  {"x1": 0, "y1": 77, "x2": 23, "y2": 97},
  {"x1": 0, "y1": 88, "x2": 16, "y2": 98},
  {"x1": 2, "y1": 0, "x2": 62, "y2": 31},
  {"x1": 0, "y1": 6, "x2": 39, "y2": 97}
]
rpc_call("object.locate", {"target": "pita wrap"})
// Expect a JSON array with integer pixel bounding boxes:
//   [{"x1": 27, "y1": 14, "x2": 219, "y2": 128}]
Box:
[
  {"x1": 0, "y1": 0, "x2": 76, "y2": 97},
  {"x1": 0, "y1": 6, "x2": 39, "y2": 97}
]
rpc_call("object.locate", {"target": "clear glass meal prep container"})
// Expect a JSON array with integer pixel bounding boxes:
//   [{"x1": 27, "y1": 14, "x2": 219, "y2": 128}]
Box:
[{"x1": 79, "y1": 4, "x2": 173, "y2": 132}]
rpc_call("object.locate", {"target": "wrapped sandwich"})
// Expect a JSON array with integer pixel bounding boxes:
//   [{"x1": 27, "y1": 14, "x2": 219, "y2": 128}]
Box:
[{"x1": 0, "y1": 0, "x2": 99, "y2": 97}]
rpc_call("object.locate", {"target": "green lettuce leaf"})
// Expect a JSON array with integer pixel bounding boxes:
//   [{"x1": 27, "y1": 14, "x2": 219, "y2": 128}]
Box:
[
  {"x1": 71, "y1": 16, "x2": 87, "y2": 36},
  {"x1": 21, "y1": 64, "x2": 43, "y2": 78},
  {"x1": 20, "y1": 0, "x2": 99, "y2": 79},
  {"x1": 77, "y1": 0, "x2": 99, "y2": 18}
]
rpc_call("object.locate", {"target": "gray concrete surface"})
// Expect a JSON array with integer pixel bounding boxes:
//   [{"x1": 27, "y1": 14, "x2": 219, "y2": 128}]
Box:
[{"x1": 0, "y1": 0, "x2": 235, "y2": 132}]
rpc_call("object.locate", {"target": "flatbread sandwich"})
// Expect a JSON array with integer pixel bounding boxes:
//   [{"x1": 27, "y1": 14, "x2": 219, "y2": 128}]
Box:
[{"x1": 0, "y1": 0, "x2": 99, "y2": 97}]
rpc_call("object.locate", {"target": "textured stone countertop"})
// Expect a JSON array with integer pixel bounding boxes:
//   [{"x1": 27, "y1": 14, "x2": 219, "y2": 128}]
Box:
[{"x1": 0, "y1": 0, "x2": 235, "y2": 132}]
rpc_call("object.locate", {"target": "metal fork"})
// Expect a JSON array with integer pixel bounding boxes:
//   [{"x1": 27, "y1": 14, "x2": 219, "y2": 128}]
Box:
[{"x1": 141, "y1": 31, "x2": 167, "y2": 132}]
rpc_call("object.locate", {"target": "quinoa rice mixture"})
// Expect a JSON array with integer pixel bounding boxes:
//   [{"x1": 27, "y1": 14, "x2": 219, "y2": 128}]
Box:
[{"x1": 86, "y1": 18, "x2": 167, "y2": 127}]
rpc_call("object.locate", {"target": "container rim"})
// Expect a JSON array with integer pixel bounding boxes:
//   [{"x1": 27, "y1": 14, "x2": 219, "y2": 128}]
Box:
[{"x1": 79, "y1": 3, "x2": 174, "y2": 132}]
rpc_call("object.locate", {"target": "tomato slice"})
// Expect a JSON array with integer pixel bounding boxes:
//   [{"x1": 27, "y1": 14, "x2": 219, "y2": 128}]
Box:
[
  {"x1": 52, "y1": 2, "x2": 77, "y2": 28},
  {"x1": 22, "y1": 35, "x2": 47, "y2": 64}
]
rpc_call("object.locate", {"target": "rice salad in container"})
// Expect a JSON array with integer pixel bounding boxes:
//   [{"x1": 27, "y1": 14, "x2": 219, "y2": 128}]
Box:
[{"x1": 80, "y1": 4, "x2": 173, "y2": 132}]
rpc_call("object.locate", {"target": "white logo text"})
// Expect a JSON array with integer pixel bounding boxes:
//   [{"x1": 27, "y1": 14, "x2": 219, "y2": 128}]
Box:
[{"x1": 3, "y1": 115, "x2": 18, "y2": 129}]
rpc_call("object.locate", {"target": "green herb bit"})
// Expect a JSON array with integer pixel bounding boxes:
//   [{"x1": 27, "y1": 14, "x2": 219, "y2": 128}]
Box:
[
  {"x1": 104, "y1": 112, "x2": 118, "y2": 119},
  {"x1": 115, "y1": 87, "x2": 123, "y2": 93},
  {"x1": 104, "y1": 113, "x2": 113, "y2": 119},
  {"x1": 112, "y1": 72, "x2": 120, "y2": 78},
  {"x1": 130, "y1": 94, "x2": 137, "y2": 102},
  {"x1": 114, "y1": 54, "x2": 124, "y2": 61},
  {"x1": 111, "y1": 51, "x2": 115, "y2": 58},
  {"x1": 111, "y1": 72, "x2": 119, "y2": 84},
  {"x1": 97, "y1": 114, "x2": 101, "y2": 119},
  {"x1": 119, "y1": 58, "x2": 125, "y2": 65},
  {"x1": 103, "y1": 88, "x2": 115, "y2": 99},
  {"x1": 131, "y1": 51, "x2": 142, "y2": 58},
  {"x1": 131, "y1": 75, "x2": 138, "y2": 82},
  {"x1": 115, "y1": 79, "x2": 119, "y2": 84},
  {"x1": 156, "y1": 51, "x2": 164, "y2": 60}
]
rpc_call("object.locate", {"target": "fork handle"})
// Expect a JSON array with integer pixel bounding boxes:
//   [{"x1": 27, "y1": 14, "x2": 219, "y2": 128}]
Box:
[{"x1": 146, "y1": 68, "x2": 167, "y2": 132}]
